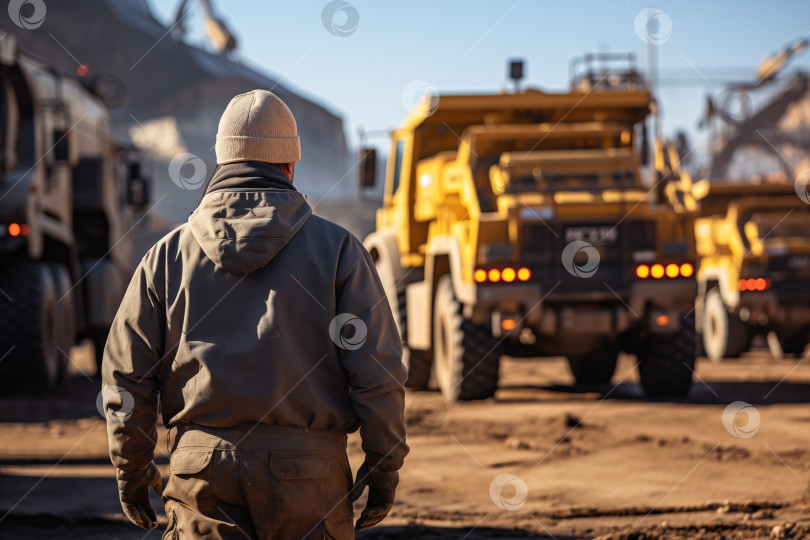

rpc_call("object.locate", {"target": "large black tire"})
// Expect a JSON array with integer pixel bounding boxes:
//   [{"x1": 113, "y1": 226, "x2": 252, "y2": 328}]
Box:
[
  {"x1": 0, "y1": 262, "x2": 60, "y2": 392},
  {"x1": 567, "y1": 346, "x2": 619, "y2": 385},
  {"x1": 703, "y1": 289, "x2": 751, "y2": 362},
  {"x1": 370, "y1": 238, "x2": 432, "y2": 389},
  {"x1": 433, "y1": 276, "x2": 501, "y2": 402},
  {"x1": 49, "y1": 263, "x2": 75, "y2": 384},
  {"x1": 88, "y1": 327, "x2": 109, "y2": 376},
  {"x1": 638, "y1": 313, "x2": 696, "y2": 398},
  {"x1": 397, "y1": 289, "x2": 432, "y2": 389},
  {"x1": 778, "y1": 331, "x2": 809, "y2": 356}
]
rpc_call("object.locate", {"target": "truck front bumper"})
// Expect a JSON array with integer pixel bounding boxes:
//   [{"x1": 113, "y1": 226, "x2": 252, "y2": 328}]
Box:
[{"x1": 474, "y1": 279, "x2": 697, "y2": 342}]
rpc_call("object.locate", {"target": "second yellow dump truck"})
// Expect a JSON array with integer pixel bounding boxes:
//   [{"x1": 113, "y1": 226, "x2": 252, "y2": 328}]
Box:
[
  {"x1": 694, "y1": 181, "x2": 810, "y2": 361},
  {"x1": 361, "y1": 55, "x2": 698, "y2": 401}
]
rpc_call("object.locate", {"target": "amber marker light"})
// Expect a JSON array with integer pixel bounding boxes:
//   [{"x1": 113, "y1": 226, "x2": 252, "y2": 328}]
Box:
[
  {"x1": 488, "y1": 268, "x2": 501, "y2": 282},
  {"x1": 502, "y1": 267, "x2": 516, "y2": 282},
  {"x1": 680, "y1": 263, "x2": 694, "y2": 278},
  {"x1": 8, "y1": 223, "x2": 21, "y2": 237},
  {"x1": 665, "y1": 263, "x2": 679, "y2": 278},
  {"x1": 636, "y1": 264, "x2": 650, "y2": 279},
  {"x1": 501, "y1": 319, "x2": 517, "y2": 331},
  {"x1": 474, "y1": 269, "x2": 487, "y2": 283},
  {"x1": 651, "y1": 264, "x2": 665, "y2": 279},
  {"x1": 656, "y1": 314, "x2": 670, "y2": 327},
  {"x1": 517, "y1": 267, "x2": 531, "y2": 281}
]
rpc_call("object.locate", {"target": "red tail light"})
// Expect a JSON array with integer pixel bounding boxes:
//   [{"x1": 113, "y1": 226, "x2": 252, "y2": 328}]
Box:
[{"x1": 739, "y1": 278, "x2": 771, "y2": 291}]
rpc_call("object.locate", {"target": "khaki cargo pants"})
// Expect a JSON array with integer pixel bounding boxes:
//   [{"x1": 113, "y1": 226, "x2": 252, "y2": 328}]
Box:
[{"x1": 161, "y1": 423, "x2": 354, "y2": 539}]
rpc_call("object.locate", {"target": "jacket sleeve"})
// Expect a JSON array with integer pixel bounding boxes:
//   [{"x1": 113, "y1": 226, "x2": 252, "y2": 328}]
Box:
[
  {"x1": 336, "y1": 241, "x2": 408, "y2": 471},
  {"x1": 102, "y1": 256, "x2": 165, "y2": 472}
]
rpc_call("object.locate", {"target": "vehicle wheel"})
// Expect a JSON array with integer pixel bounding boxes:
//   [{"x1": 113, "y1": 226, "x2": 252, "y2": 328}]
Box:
[
  {"x1": 0, "y1": 262, "x2": 60, "y2": 392},
  {"x1": 49, "y1": 264, "x2": 75, "y2": 383},
  {"x1": 433, "y1": 276, "x2": 501, "y2": 402},
  {"x1": 778, "y1": 331, "x2": 808, "y2": 356},
  {"x1": 88, "y1": 327, "x2": 109, "y2": 376},
  {"x1": 567, "y1": 346, "x2": 619, "y2": 385},
  {"x1": 703, "y1": 289, "x2": 750, "y2": 362},
  {"x1": 398, "y1": 290, "x2": 433, "y2": 388},
  {"x1": 371, "y1": 241, "x2": 433, "y2": 389},
  {"x1": 638, "y1": 313, "x2": 696, "y2": 398}
]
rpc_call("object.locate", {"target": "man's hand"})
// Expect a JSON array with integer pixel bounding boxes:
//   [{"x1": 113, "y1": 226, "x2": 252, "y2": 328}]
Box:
[
  {"x1": 349, "y1": 460, "x2": 399, "y2": 531},
  {"x1": 116, "y1": 461, "x2": 164, "y2": 529}
]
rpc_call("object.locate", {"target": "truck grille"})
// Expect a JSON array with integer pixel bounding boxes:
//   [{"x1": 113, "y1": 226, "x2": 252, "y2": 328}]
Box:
[
  {"x1": 627, "y1": 220, "x2": 656, "y2": 251},
  {"x1": 520, "y1": 218, "x2": 657, "y2": 293},
  {"x1": 522, "y1": 223, "x2": 554, "y2": 263},
  {"x1": 521, "y1": 219, "x2": 656, "y2": 259}
]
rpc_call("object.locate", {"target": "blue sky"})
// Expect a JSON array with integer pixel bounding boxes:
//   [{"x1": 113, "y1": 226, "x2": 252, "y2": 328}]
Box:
[{"x1": 148, "y1": 1, "x2": 810, "y2": 157}]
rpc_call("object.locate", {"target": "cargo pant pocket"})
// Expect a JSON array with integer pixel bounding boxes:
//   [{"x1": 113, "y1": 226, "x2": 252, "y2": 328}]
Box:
[
  {"x1": 170, "y1": 448, "x2": 214, "y2": 476},
  {"x1": 165, "y1": 448, "x2": 216, "y2": 515},
  {"x1": 269, "y1": 451, "x2": 332, "y2": 521}
]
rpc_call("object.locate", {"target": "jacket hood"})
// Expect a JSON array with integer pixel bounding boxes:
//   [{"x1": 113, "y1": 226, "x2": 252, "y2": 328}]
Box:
[{"x1": 188, "y1": 162, "x2": 312, "y2": 274}]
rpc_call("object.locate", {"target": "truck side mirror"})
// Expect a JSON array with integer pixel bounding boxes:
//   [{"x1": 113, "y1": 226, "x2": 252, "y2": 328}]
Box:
[
  {"x1": 126, "y1": 161, "x2": 150, "y2": 209},
  {"x1": 358, "y1": 147, "x2": 376, "y2": 189}
]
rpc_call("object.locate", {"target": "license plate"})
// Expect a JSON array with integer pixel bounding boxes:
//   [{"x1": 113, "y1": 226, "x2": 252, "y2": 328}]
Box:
[{"x1": 564, "y1": 225, "x2": 618, "y2": 246}]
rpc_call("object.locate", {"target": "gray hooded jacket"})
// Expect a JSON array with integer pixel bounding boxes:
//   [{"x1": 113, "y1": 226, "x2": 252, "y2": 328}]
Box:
[{"x1": 103, "y1": 162, "x2": 408, "y2": 472}]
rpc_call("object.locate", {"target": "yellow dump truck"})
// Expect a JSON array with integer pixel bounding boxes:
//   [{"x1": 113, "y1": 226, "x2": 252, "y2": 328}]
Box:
[
  {"x1": 361, "y1": 55, "x2": 698, "y2": 401},
  {"x1": 694, "y1": 182, "x2": 810, "y2": 361},
  {"x1": 0, "y1": 37, "x2": 149, "y2": 390}
]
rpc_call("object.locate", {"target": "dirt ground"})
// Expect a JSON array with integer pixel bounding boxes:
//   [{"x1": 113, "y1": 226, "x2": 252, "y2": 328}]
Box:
[{"x1": 0, "y1": 342, "x2": 808, "y2": 540}]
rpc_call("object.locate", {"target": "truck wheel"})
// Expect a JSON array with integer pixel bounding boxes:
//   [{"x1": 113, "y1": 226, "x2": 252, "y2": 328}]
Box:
[
  {"x1": 0, "y1": 263, "x2": 60, "y2": 391},
  {"x1": 49, "y1": 264, "x2": 75, "y2": 383},
  {"x1": 567, "y1": 347, "x2": 619, "y2": 385},
  {"x1": 433, "y1": 276, "x2": 500, "y2": 402},
  {"x1": 638, "y1": 313, "x2": 696, "y2": 398},
  {"x1": 703, "y1": 289, "x2": 750, "y2": 362},
  {"x1": 397, "y1": 290, "x2": 432, "y2": 389},
  {"x1": 778, "y1": 331, "x2": 808, "y2": 356},
  {"x1": 88, "y1": 327, "x2": 109, "y2": 376}
]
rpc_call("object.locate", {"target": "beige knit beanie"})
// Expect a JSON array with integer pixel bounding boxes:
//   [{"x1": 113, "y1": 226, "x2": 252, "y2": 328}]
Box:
[{"x1": 215, "y1": 90, "x2": 301, "y2": 165}]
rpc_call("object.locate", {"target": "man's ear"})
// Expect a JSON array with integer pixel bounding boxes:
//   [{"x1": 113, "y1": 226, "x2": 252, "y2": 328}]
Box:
[
  {"x1": 280, "y1": 162, "x2": 295, "y2": 182},
  {"x1": 287, "y1": 162, "x2": 295, "y2": 182}
]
